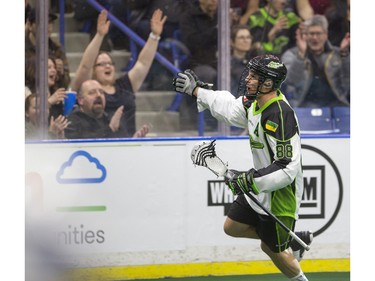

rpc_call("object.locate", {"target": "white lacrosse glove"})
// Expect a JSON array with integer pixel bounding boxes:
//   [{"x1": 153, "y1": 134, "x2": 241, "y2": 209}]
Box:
[{"x1": 173, "y1": 69, "x2": 213, "y2": 97}]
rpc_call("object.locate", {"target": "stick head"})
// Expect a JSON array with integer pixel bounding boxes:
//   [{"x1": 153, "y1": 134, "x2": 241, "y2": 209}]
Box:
[
  {"x1": 191, "y1": 140, "x2": 228, "y2": 177},
  {"x1": 191, "y1": 140, "x2": 217, "y2": 166}
]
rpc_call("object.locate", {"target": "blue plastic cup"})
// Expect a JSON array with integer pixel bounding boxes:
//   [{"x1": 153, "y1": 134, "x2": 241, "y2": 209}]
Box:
[{"x1": 64, "y1": 91, "x2": 77, "y2": 116}]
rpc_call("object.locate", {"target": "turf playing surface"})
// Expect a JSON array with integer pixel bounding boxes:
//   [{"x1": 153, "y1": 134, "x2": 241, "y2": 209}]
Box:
[{"x1": 128, "y1": 272, "x2": 349, "y2": 281}]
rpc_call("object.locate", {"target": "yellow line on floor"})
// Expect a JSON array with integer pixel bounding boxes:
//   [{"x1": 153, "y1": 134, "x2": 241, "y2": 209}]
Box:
[{"x1": 67, "y1": 258, "x2": 350, "y2": 281}]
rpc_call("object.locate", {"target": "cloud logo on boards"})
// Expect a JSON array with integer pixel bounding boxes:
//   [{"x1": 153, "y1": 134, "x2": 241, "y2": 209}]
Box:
[{"x1": 56, "y1": 150, "x2": 107, "y2": 184}]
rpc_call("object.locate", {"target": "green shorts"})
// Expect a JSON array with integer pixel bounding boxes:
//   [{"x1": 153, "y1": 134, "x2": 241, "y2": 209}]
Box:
[{"x1": 227, "y1": 194, "x2": 296, "y2": 253}]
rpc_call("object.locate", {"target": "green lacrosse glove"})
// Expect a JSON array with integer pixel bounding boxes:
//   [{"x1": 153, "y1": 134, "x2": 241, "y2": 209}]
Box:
[
  {"x1": 224, "y1": 169, "x2": 259, "y2": 196},
  {"x1": 172, "y1": 69, "x2": 213, "y2": 97}
]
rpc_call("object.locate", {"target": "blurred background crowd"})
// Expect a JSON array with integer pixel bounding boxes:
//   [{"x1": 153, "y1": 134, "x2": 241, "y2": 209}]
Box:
[{"x1": 25, "y1": 0, "x2": 350, "y2": 140}]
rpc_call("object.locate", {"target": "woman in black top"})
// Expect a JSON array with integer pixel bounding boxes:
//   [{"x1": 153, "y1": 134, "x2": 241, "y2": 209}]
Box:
[{"x1": 72, "y1": 9, "x2": 166, "y2": 137}]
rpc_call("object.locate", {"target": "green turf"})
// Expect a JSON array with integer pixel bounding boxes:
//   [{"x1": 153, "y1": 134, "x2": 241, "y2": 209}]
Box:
[{"x1": 128, "y1": 272, "x2": 349, "y2": 281}]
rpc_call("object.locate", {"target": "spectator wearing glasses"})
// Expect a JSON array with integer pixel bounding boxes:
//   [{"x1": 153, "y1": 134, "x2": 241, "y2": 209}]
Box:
[
  {"x1": 281, "y1": 14, "x2": 350, "y2": 107},
  {"x1": 71, "y1": 9, "x2": 166, "y2": 138}
]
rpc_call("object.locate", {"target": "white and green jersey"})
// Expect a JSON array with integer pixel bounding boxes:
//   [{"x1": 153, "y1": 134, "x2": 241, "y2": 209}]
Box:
[{"x1": 197, "y1": 88, "x2": 303, "y2": 219}]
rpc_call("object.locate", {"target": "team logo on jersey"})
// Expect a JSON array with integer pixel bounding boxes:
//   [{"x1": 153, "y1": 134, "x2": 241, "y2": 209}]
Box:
[
  {"x1": 249, "y1": 134, "x2": 264, "y2": 149},
  {"x1": 266, "y1": 120, "x2": 278, "y2": 132}
]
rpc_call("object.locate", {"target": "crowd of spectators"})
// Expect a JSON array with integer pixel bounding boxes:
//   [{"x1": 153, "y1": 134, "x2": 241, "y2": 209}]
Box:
[{"x1": 25, "y1": 0, "x2": 350, "y2": 140}]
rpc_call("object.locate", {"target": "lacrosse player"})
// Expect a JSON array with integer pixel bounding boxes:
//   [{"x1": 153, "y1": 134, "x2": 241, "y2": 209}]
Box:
[{"x1": 173, "y1": 54, "x2": 312, "y2": 281}]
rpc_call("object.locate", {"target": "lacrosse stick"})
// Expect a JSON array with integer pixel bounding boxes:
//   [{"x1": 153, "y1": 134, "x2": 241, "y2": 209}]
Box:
[{"x1": 191, "y1": 139, "x2": 310, "y2": 251}]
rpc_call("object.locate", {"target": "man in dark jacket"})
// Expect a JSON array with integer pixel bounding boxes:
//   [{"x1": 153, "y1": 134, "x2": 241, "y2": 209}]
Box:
[
  {"x1": 281, "y1": 14, "x2": 350, "y2": 107},
  {"x1": 179, "y1": 0, "x2": 218, "y2": 83},
  {"x1": 65, "y1": 80, "x2": 124, "y2": 139},
  {"x1": 178, "y1": 0, "x2": 218, "y2": 130}
]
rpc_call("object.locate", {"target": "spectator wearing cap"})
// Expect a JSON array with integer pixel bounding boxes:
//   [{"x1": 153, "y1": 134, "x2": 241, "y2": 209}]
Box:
[{"x1": 25, "y1": 8, "x2": 71, "y2": 89}]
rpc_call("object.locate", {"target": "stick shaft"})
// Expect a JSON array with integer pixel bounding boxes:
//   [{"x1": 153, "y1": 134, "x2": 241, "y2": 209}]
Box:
[{"x1": 288, "y1": 230, "x2": 310, "y2": 251}]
